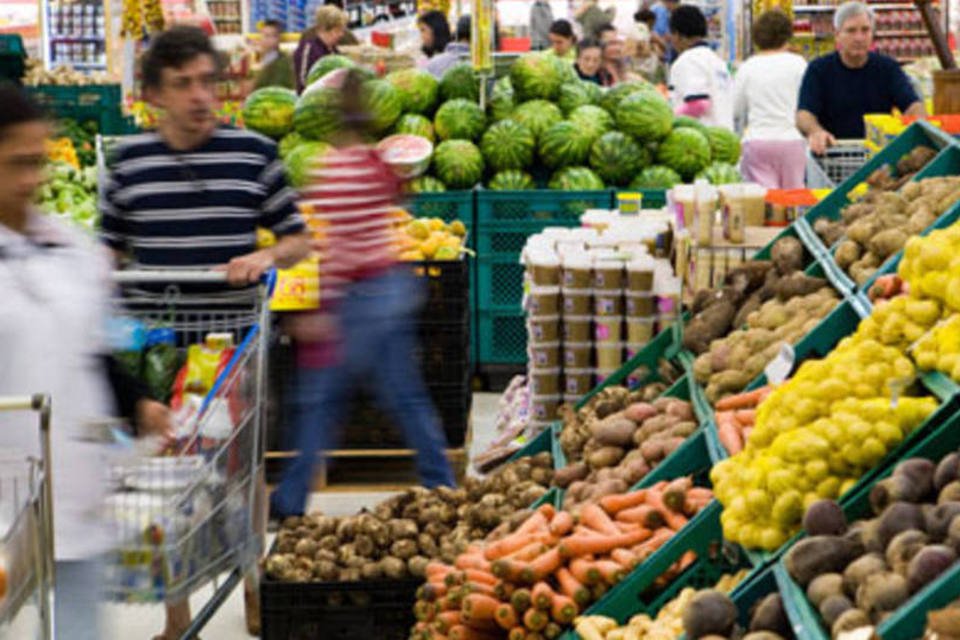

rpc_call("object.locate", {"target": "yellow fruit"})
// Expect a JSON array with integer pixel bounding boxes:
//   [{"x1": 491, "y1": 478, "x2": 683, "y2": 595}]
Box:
[
  {"x1": 399, "y1": 250, "x2": 425, "y2": 261},
  {"x1": 406, "y1": 219, "x2": 430, "y2": 240},
  {"x1": 816, "y1": 476, "x2": 841, "y2": 499},
  {"x1": 805, "y1": 459, "x2": 829, "y2": 483},
  {"x1": 434, "y1": 246, "x2": 459, "y2": 260},
  {"x1": 760, "y1": 527, "x2": 788, "y2": 550},
  {"x1": 428, "y1": 217, "x2": 446, "y2": 231},
  {"x1": 771, "y1": 490, "x2": 803, "y2": 526},
  {"x1": 448, "y1": 220, "x2": 467, "y2": 237}
]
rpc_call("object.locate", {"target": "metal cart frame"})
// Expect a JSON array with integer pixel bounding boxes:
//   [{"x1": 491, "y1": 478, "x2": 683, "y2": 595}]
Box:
[{"x1": 806, "y1": 140, "x2": 871, "y2": 189}]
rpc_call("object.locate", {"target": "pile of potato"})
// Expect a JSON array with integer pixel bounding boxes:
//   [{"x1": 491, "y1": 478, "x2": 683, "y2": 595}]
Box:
[
  {"x1": 23, "y1": 59, "x2": 115, "y2": 86},
  {"x1": 678, "y1": 587, "x2": 794, "y2": 640},
  {"x1": 554, "y1": 388, "x2": 698, "y2": 510},
  {"x1": 783, "y1": 451, "x2": 960, "y2": 639},
  {"x1": 264, "y1": 453, "x2": 553, "y2": 583}
]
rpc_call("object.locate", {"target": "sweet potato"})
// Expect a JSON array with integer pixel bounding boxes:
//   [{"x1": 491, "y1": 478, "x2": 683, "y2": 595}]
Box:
[
  {"x1": 587, "y1": 446, "x2": 626, "y2": 469},
  {"x1": 867, "y1": 228, "x2": 908, "y2": 259},
  {"x1": 774, "y1": 273, "x2": 828, "y2": 300},
  {"x1": 623, "y1": 402, "x2": 657, "y2": 423},
  {"x1": 771, "y1": 236, "x2": 805, "y2": 275},
  {"x1": 590, "y1": 415, "x2": 637, "y2": 448},
  {"x1": 683, "y1": 297, "x2": 740, "y2": 355},
  {"x1": 553, "y1": 463, "x2": 589, "y2": 489}
]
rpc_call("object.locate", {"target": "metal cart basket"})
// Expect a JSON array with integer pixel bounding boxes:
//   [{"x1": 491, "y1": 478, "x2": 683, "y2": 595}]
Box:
[
  {"x1": 806, "y1": 140, "x2": 870, "y2": 189},
  {"x1": 104, "y1": 271, "x2": 273, "y2": 639},
  {"x1": 0, "y1": 395, "x2": 54, "y2": 640}
]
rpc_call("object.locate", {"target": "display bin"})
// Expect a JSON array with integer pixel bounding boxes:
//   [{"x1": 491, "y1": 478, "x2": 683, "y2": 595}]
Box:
[
  {"x1": 510, "y1": 422, "x2": 555, "y2": 461},
  {"x1": 405, "y1": 190, "x2": 475, "y2": 227},
  {"x1": 27, "y1": 84, "x2": 128, "y2": 134},
  {"x1": 476, "y1": 307, "x2": 527, "y2": 365},
  {"x1": 477, "y1": 253, "x2": 526, "y2": 309},
  {"x1": 777, "y1": 405, "x2": 960, "y2": 640},
  {"x1": 410, "y1": 256, "x2": 471, "y2": 324},
  {"x1": 0, "y1": 34, "x2": 25, "y2": 83},
  {"x1": 475, "y1": 188, "x2": 615, "y2": 225}
]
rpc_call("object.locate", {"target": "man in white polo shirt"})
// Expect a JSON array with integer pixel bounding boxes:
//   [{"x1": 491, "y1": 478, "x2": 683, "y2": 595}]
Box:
[{"x1": 667, "y1": 5, "x2": 733, "y2": 129}]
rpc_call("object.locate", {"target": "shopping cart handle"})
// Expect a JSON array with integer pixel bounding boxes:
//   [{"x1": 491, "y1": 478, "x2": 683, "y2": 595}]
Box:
[{"x1": 112, "y1": 268, "x2": 277, "y2": 290}]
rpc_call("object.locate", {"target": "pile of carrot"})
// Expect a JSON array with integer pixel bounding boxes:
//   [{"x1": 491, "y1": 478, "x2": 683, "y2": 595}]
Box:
[
  {"x1": 714, "y1": 386, "x2": 770, "y2": 455},
  {"x1": 410, "y1": 478, "x2": 713, "y2": 640}
]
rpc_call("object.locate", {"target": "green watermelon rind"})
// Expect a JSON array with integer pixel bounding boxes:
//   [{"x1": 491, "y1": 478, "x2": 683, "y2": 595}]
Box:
[
  {"x1": 305, "y1": 54, "x2": 357, "y2": 88},
  {"x1": 616, "y1": 92, "x2": 674, "y2": 143},
  {"x1": 406, "y1": 175, "x2": 447, "y2": 193},
  {"x1": 705, "y1": 126, "x2": 742, "y2": 165},
  {"x1": 568, "y1": 105, "x2": 615, "y2": 145},
  {"x1": 439, "y1": 63, "x2": 480, "y2": 103},
  {"x1": 293, "y1": 86, "x2": 341, "y2": 141},
  {"x1": 559, "y1": 81, "x2": 601, "y2": 115},
  {"x1": 548, "y1": 166, "x2": 605, "y2": 191},
  {"x1": 362, "y1": 79, "x2": 403, "y2": 134},
  {"x1": 512, "y1": 100, "x2": 564, "y2": 144},
  {"x1": 489, "y1": 76, "x2": 516, "y2": 122},
  {"x1": 509, "y1": 53, "x2": 565, "y2": 103},
  {"x1": 480, "y1": 119, "x2": 536, "y2": 172},
  {"x1": 488, "y1": 170, "x2": 536, "y2": 191},
  {"x1": 243, "y1": 87, "x2": 297, "y2": 139},
  {"x1": 394, "y1": 114, "x2": 436, "y2": 143},
  {"x1": 285, "y1": 142, "x2": 331, "y2": 188},
  {"x1": 589, "y1": 131, "x2": 643, "y2": 187},
  {"x1": 434, "y1": 99, "x2": 487, "y2": 142},
  {"x1": 386, "y1": 68, "x2": 439, "y2": 116},
  {"x1": 433, "y1": 140, "x2": 484, "y2": 189},
  {"x1": 696, "y1": 161, "x2": 742, "y2": 185},
  {"x1": 656, "y1": 128, "x2": 712, "y2": 180},
  {"x1": 630, "y1": 165, "x2": 683, "y2": 189},
  {"x1": 539, "y1": 121, "x2": 593, "y2": 169}
]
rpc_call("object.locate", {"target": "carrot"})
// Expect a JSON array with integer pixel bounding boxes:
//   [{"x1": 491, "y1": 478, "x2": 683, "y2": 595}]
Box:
[
  {"x1": 519, "y1": 548, "x2": 562, "y2": 584},
  {"x1": 662, "y1": 477, "x2": 694, "y2": 513},
  {"x1": 507, "y1": 542, "x2": 550, "y2": 563},
  {"x1": 456, "y1": 554, "x2": 493, "y2": 572},
  {"x1": 509, "y1": 628, "x2": 527, "y2": 640},
  {"x1": 591, "y1": 582, "x2": 608, "y2": 600},
  {"x1": 598, "y1": 490, "x2": 647, "y2": 515},
  {"x1": 492, "y1": 559, "x2": 526, "y2": 582},
  {"x1": 544, "y1": 622, "x2": 562, "y2": 640},
  {"x1": 445, "y1": 571, "x2": 467, "y2": 588},
  {"x1": 550, "y1": 594, "x2": 578, "y2": 624},
  {"x1": 511, "y1": 588, "x2": 532, "y2": 614},
  {"x1": 463, "y1": 569, "x2": 498, "y2": 587},
  {"x1": 716, "y1": 416, "x2": 744, "y2": 455},
  {"x1": 439, "y1": 595, "x2": 459, "y2": 612},
  {"x1": 715, "y1": 386, "x2": 771, "y2": 411},
  {"x1": 515, "y1": 511, "x2": 550, "y2": 536},
  {"x1": 448, "y1": 625, "x2": 500, "y2": 640},
  {"x1": 536, "y1": 503, "x2": 556, "y2": 521},
  {"x1": 632, "y1": 528, "x2": 674, "y2": 560},
  {"x1": 589, "y1": 559, "x2": 627, "y2": 585},
  {"x1": 523, "y1": 608, "x2": 549, "y2": 632},
  {"x1": 684, "y1": 487, "x2": 714, "y2": 514},
  {"x1": 495, "y1": 603, "x2": 519, "y2": 630},
  {"x1": 436, "y1": 611, "x2": 463, "y2": 633},
  {"x1": 578, "y1": 503, "x2": 621, "y2": 536},
  {"x1": 494, "y1": 580, "x2": 515, "y2": 601},
  {"x1": 734, "y1": 409, "x2": 757, "y2": 425},
  {"x1": 615, "y1": 504, "x2": 665, "y2": 529},
  {"x1": 420, "y1": 582, "x2": 449, "y2": 602},
  {"x1": 427, "y1": 562, "x2": 455, "y2": 579},
  {"x1": 742, "y1": 426, "x2": 754, "y2": 442},
  {"x1": 677, "y1": 550, "x2": 697, "y2": 571},
  {"x1": 530, "y1": 582, "x2": 555, "y2": 610},
  {"x1": 461, "y1": 582, "x2": 497, "y2": 598},
  {"x1": 569, "y1": 557, "x2": 597, "y2": 586},
  {"x1": 610, "y1": 548, "x2": 638, "y2": 569},
  {"x1": 462, "y1": 594, "x2": 501, "y2": 623},
  {"x1": 416, "y1": 600, "x2": 437, "y2": 622},
  {"x1": 555, "y1": 567, "x2": 591, "y2": 607},
  {"x1": 548, "y1": 511, "x2": 574, "y2": 537},
  {"x1": 484, "y1": 530, "x2": 552, "y2": 561},
  {"x1": 560, "y1": 527, "x2": 653, "y2": 559}
]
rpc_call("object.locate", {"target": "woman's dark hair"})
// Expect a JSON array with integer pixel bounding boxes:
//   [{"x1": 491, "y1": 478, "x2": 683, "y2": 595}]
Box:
[
  {"x1": 337, "y1": 68, "x2": 375, "y2": 140},
  {"x1": 549, "y1": 19, "x2": 575, "y2": 39},
  {"x1": 752, "y1": 9, "x2": 793, "y2": 50},
  {"x1": 456, "y1": 15, "x2": 471, "y2": 41},
  {"x1": 418, "y1": 10, "x2": 451, "y2": 56},
  {"x1": 596, "y1": 23, "x2": 616, "y2": 39},
  {"x1": 141, "y1": 26, "x2": 221, "y2": 89},
  {"x1": 577, "y1": 38, "x2": 601, "y2": 55},
  {"x1": 634, "y1": 8, "x2": 656, "y2": 27},
  {"x1": 0, "y1": 84, "x2": 45, "y2": 139},
  {"x1": 669, "y1": 5, "x2": 707, "y2": 38},
  {"x1": 261, "y1": 18, "x2": 283, "y2": 32}
]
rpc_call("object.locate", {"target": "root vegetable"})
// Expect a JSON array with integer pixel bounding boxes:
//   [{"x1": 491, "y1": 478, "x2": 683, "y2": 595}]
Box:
[
  {"x1": 803, "y1": 500, "x2": 847, "y2": 537},
  {"x1": 784, "y1": 536, "x2": 860, "y2": 586},
  {"x1": 807, "y1": 573, "x2": 844, "y2": 608},
  {"x1": 389, "y1": 519, "x2": 419, "y2": 539},
  {"x1": 831, "y1": 608, "x2": 871, "y2": 638},
  {"x1": 360, "y1": 561, "x2": 383, "y2": 581},
  {"x1": 934, "y1": 453, "x2": 960, "y2": 492},
  {"x1": 380, "y1": 556, "x2": 407, "y2": 579},
  {"x1": 885, "y1": 529, "x2": 928, "y2": 575},
  {"x1": 924, "y1": 503, "x2": 960, "y2": 541},
  {"x1": 682, "y1": 590, "x2": 738, "y2": 639},
  {"x1": 855, "y1": 572, "x2": 909, "y2": 617},
  {"x1": 875, "y1": 502, "x2": 925, "y2": 547},
  {"x1": 939, "y1": 481, "x2": 960, "y2": 504},
  {"x1": 906, "y1": 544, "x2": 956, "y2": 593},
  {"x1": 843, "y1": 554, "x2": 888, "y2": 597},
  {"x1": 587, "y1": 446, "x2": 626, "y2": 469},
  {"x1": 819, "y1": 595, "x2": 854, "y2": 628},
  {"x1": 408, "y1": 555, "x2": 431, "y2": 578}
]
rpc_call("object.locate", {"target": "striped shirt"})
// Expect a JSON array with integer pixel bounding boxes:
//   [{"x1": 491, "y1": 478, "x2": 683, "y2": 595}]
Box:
[
  {"x1": 100, "y1": 126, "x2": 305, "y2": 269},
  {"x1": 299, "y1": 145, "x2": 401, "y2": 310}
]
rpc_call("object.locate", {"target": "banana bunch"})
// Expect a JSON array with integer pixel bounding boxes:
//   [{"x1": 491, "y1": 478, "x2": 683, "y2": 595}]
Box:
[
  {"x1": 121, "y1": 0, "x2": 143, "y2": 37},
  {"x1": 144, "y1": 0, "x2": 165, "y2": 34},
  {"x1": 417, "y1": 2, "x2": 451, "y2": 19}
]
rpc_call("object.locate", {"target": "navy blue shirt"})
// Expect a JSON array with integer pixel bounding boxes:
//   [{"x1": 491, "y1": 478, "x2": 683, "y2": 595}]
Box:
[{"x1": 798, "y1": 52, "x2": 919, "y2": 139}]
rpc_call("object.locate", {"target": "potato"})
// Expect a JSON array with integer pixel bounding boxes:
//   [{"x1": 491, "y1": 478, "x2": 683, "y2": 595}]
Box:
[
  {"x1": 587, "y1": 446, "x2": 626, "y2": 469},
  {"x1": 867, "y1": 228, "x2": 908, "y2": 260},
  {"x1": 591, "y1": 414, "x2": 637, "y2": 448},
  {"x1": 553, "y1": 462, "x2": 589, "y2": 488}
]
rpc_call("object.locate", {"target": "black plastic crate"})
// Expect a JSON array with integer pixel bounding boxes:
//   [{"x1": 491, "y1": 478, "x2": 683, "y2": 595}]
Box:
[
  {"x1": 409, "y1": 258, "x2": 470, "y2": 323},
  {"x1": 260, "y1": 575, "x2": 419, "y2": 640}
]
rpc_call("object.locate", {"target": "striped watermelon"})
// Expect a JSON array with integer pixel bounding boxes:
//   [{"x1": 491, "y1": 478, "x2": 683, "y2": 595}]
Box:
[
  {"x1": 439, "y1": 63, "x2": 479, "y2": 102},
  {"x1": 673, "y1": 116, "x2": 709, "y2": 133},
  {"x1": 600, "y1": 81, "x2": 654, "y2": 115},
  {"x1": 705, "y1": 126, "x2": 742, "y2": 164},
  {"x1": 480, "y1": 119, "x2": 535, "y2": 172},
  {"x1": 590, "y1": 131, "x2": 645, "y2": 187},
  {"x1": 293, "y1": 86, "x2": 341, "y2": 141},
  {"x1": 512, "y1": 100, "x2": 563, "y2": 144},
  {"x1": 284, "y1": 142, "x2": 331, "y2": 188},
  {"x1": 243, "y1": 87, "x2": 297, "y2": 139},
  {"x1": 406, "y1": 175, "x2": 447, "y2": 193},
  {"x1": 697, "y1": 162, "x2": 742, "y2": 185},
  {"x1": 548, "y1": 166, "x2": 605, "y2": 191},
  {"x1": 434, "y1": 99, "x2": 487, "y2": 141},
  {"x1": 630, "y1": 165, "x2": 682, "y2": 189},
  {"x1": 433, "y1": 140, "x2": 484, "y2": 189},
  {"x1": 616, "y1": 92, "x2": 673, "y2": 143},
  {"x1": 361, "y1": 79, "x2": 403, "y2": 134},
  {"x1": 559, "y1": 80, "x2": 601, "y2": 115},
  {"x1": 509, "y1": 53, "x2": 564, "y2": 102},
  {"x1": 394, "y1": 114, "x2": 435, "y2": 143},
  {"x1": 539, "y1": 121, "x2": 593, "y2": 169},
  {"x1": 386, "y1": 68, "x2": 439, "y2": 115},
  {"x1": 305, "y1": 54, "x2": 356, "y2": 87},
  {"x1": 489, "y1": 76, "x2": 515, "y2": 122},
  {"x1": 278, "y1": 131, "x2": 303, "y2": 159},
  {"x1": 657, "y1": 128, "x2": 712, "y2": 180},
  {"x1": 568, "y1": 105, "x2": 614, "y2": 145},
  {"x1": 488, "y1": 170, "x2": 536, "y2": 191}
]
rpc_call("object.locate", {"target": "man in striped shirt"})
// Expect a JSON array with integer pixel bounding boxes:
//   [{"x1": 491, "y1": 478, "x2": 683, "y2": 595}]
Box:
[{"x1": 98, "y1": 26, "x2": 309, "y2": 639}]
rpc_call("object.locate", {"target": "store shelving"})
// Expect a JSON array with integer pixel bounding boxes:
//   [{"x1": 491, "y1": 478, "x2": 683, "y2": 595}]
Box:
[{"x1": 41, "y1": 0, "x2": 108, "y2": 71}]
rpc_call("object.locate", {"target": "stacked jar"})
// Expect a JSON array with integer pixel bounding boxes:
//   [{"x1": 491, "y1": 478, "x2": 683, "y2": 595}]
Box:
[
  {"x1": 593, "y1": 257, "x2": 625, "y2": 384},
  {"x1": 525, "y1": 249, "x2": 562, "y2": 425},
  {"x1": 561, "y1": 253, "x2": 594, "y2": 405},
  {"x1": 625, "y1": 255, "x2": 657, "y2": 360}
]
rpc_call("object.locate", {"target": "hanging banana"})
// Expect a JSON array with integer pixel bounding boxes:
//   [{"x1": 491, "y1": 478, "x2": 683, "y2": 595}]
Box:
[
  {"x1": 143, "y1": 0, "x2": 165, "y2": 33},
  {"x1": 121, "y1": 0, "x2": 143, "y2": 38}
]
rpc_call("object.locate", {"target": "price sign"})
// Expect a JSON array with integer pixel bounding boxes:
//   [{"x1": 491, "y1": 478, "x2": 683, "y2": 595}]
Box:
[{"x1": 270, "y1": 257, "x2": 320, "y2": 311}]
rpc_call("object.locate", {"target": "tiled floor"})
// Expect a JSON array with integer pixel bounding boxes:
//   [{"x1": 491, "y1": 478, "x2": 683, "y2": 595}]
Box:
[{"x1": 16, "y1": 392, "x2": 504, "y2": 639}]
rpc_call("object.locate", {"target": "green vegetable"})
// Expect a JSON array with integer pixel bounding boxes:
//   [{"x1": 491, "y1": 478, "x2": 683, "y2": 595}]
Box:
[{"x1": 144, "y1": 343, "x2": 183, "y2": 403}]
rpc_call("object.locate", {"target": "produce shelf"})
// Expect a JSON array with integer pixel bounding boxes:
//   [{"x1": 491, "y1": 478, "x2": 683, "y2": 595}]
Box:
[{"x1": 475, "y1": 188, "x2": 615, "y2": 225}]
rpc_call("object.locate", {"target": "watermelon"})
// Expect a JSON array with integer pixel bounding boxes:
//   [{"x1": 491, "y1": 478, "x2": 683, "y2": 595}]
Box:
[
  {"x1": 433, "y1": 140, "x2": 484, "y2": 189},
  {"x1": 278, "y1": 131, "x2": 303, "y2": 159},
  {"x1": 305, "y1": 54, "x2": 356, "y2": 87},
  {"x1": 630, "y1": 165, "x2": 682, "y2": 189},
  {"x1": 377, "y1": 134, "x2": 433, "y2": 179},
  {"x1": 434, "y1": 99, "x2": 487, "y2": 142},
  {"x1": 386, "y1": 68, "x2": 439, "y2": 115},
  {"x1": 657, "y1": 128, "x2": 712, "y2": 180},
  {"x1": 394, "y1": 114, "x2": 435, "y2": 143},
  {"x1": 548, "y1": 166, "x2": 605, "y2": 191},
  {"x1": 361, "y1": 79, "x2": 403, "y2": 134},
  {"x1": 293, "y1": 86, "x2": 341, "y2": 141},
  {"x1": 672, "y1": 116, "x2": 708, "y2": 133},
  {"x1": 697, "y1": 161, "x2": 742, "y2": 185},
  {"x1": 439, "y1": 63, "x2": 479, "y2": 102},
  {"x1": 705, "y1": 126, "x2": 742, "y2": 164},
  {"x1": 488, "y1": 170, "x2": 536, "y2": 191},
  {"x1": 243, "y1": 87, "x2": 297, "y2": 139},
  {"x1": 284, "y1": 142, "x2": 331, "y2": 188},
  {"x1": 599, "y1": 81, "x2": 654, "y2": 115},
  {"x1": 558, "y1": 80, "x2": 600, "y2": 115},
  {"x1": 590, "y1": 131, "x2": 644, "y2": 187},
  {"x1": 489, "y1": 76, "x2": 515, "y2": 122},
  {"x1": 480, "y1": 119, "x2": 535, "y2": 172},
  {"x1": 568, "y1": 105, "x2": 614, "y2": 144},
  {"x1": 509, "y1": 53, "x2": 564, "y2": 102},
  {"x1": 616, "y1": 92, "x2": 673, "y2": 143},
  {"x1": 406, "y1": 175, "x2": 447, "y2": 193},
  {"x1": 539, "y1": 121, "x2": 593, "y2": 169},
  {"x1": 512, "y1": 100, "x2": 563, "y2": 143}
]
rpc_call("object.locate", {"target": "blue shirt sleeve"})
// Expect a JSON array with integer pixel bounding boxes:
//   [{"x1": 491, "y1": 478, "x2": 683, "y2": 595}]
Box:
[
  {"x1": 797, "y1": 58, "x2": 823, "y2": 117},
  {"x1": 653, "y1": 5, "x2": 670, "y2": 36},
  {"x1": 885, "y1": 57, "x2": 920, "y2": 112}
]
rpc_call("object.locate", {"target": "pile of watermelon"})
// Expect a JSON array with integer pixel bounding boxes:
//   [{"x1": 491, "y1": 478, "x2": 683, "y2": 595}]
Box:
[{"x1": 246, "y1": 53, "x2": 743, "y2": 192}]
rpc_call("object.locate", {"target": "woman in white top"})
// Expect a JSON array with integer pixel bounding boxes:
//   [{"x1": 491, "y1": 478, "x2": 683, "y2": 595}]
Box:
[{"x1": 734, "y1": 10, "x2": 808, "y2": 189}]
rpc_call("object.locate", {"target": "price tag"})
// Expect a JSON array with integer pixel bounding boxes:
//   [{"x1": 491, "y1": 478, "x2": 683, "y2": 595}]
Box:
[
  {"x1": 764, "y1": 343, "x2": 795, "y2": 386},
  {"x1": 270, "y1": 257, "x2": 320, "y2": 311}
]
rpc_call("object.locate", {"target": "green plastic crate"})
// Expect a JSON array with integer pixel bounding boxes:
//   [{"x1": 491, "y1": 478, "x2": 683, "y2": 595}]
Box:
[
  {"x1": 509, "y1": 422, "x2": 568, "y2": 471},
  {"x1": 778, "y1": 403, "x2": 960, "y2": 640},
  {"x1": 476, "y1": 307, "x2": 527, "y2": 364},
  {"x1": 476, "y1": 253, "x2": 526, "y2": 310},
  {"x1": 406, "y1": 190, "x2": 475, "y2": 225},
  {"x1": 27, "y1": 84, "x2": 129, "y2": 134},
  {"x1": 475, "y1": 189, "x2": 615, "y2": 224}
]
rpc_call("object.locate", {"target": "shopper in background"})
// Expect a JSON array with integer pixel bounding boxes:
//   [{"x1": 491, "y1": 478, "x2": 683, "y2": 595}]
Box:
[
  {"x1": 797, "y1": 1, "x2": 924, "y2": 154},
  {"x1": 253, "y1": 19, "x2": 295, "y2": 90},
  {"x1": 668, "y1": 5, "x2": 733, "y2": 128},
  {"x1": 546, "y1": 19, "x2": 577, "y2": 61},
  {"x1": 0, "y1": 84, "x2": 174, "y2": 640},
  {"x1": 530, "y1": 0, "x2": 555, "y2": 50},
  {"x1": 574, "y1": 37, "x2": 609, "y2": 84},
  {"x1": 574, "y1": 0, "x2": 616, "y2": 40},
  {"x1": 424, "y1": 15, "x2": 471, "y2": 78},
  {"x1": 598, "y1": 23, "x2": 632, "y2": 86},
  {"x1": 635, "y1": 7, "x2": 667, "y2": 59},
  {"x1": 292, "y1": 4, "x2": 349, "y2": 93},
  {"x1": 270, "y1": 68, "x2": 456, "y2": 520},
  {"x1": 734, "y1": 10, "x2": 808, "y2": 188},
  {"x1": 624, "y1": 22, "x2": 665, "y2": 84},
  {"x1": 648, "y1": 0, "x2": 678, "y2": 60},
  {"x1": 418, "y1": 10, "x2": 452, "y2": 59},
  {"x1": 324, "y1": 0, "x2": 360, "y2": 44},
  {"x1": 100, "y1": 26, "x2": 310, "y2": 639}
]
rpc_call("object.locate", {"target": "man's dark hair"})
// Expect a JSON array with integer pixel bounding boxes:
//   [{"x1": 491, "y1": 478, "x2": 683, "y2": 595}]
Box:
[
  {"x1": 596, "y1": 22, "x2": 616, "y2": 38},
  {"x1": 549, "y1": 19, "x2": 574, "y2": 39},
  {"x1": 418, "y1": 10, "x2": 451, "y2": 56},
  {"x1": 0, "y1": 83, "x2": 45, "y2": 139},
  {"x1": 577, "y1": 38, "x2": 601, "y2": 55},
  {"x1": 752, "y1": 9, "x2": 793, "y2": 50},
  {"x1": 670, "y1": 5, "x2": 707, "y2": 38},
  {"x1": 141, "y1": 26, "x2": 221, "y2": 90},
  {"x1": 456, "y1": 15, "x2": 471, "y2": 42},
  {"x1": 634, "y1": 8, "x2": 656, "y2": 27},
  {"x1": 261, "y1": 19, "x2": 283, "y2": 32}
]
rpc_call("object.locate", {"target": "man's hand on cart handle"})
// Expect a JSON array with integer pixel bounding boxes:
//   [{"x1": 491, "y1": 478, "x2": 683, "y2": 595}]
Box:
[
  {"x1": 136, "y1": 399, "x2": 176, "y2": 446},
  {"x1": 808, "y1": 129, "x2": 837, "y2": 156},
  {"x1": 217, "y1": 232, "x2": 311, "y2": 285}
]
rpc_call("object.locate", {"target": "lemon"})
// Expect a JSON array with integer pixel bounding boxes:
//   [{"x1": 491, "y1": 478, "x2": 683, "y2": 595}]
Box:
[
  {"x1": 815, "y1": 476, "x2": 841, "y2": 499},
  {"x1": 771, "y1": 490, "x2": 803, "y2": 526},
  {"x1": 434, "y1": 246, "x2": 459, "y2": 260},
  {"x1": 874, "y1": 420, "x2": 903, "y2": 448},
  {"x1": 767, "y1": 468, "x2": 794, "y2": 495},
  {"x1": 448, "y1": 219, "x2": 467, "y2": 237},
  {"x1": 428, "y1": 217, "x2": 446, "y2": 231},
  {"x1": 746, "y1": 489, "x2": 771, "y2": 516},
  {"x1": 805, "y1": 459, "x2": 829, "y2": 483},
  {"x1": 839, "y1": 477, "x2": 858, "y2": 496},
  {"x1": 760, "y1": 527, "x2": 788, "y2": 551},
  {"x1": 406, "y1": 219, "x2": 430, "y2": 240}
]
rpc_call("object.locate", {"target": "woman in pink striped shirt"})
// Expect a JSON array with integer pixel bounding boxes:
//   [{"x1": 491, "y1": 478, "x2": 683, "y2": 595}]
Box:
[{"x1": 270, "y1": 70, "x2": 455, "y2": 518}]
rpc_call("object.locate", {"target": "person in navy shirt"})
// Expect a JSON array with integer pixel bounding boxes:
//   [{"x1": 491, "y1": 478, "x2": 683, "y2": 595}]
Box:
[{"x1": 797, "y1": 1, "x2": 924, "y2": 154}]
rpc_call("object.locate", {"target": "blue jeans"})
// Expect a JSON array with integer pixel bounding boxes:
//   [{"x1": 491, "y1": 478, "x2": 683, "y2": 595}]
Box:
[{"x1": 271, "y1": 268, "x2": 456, "y2": 516}]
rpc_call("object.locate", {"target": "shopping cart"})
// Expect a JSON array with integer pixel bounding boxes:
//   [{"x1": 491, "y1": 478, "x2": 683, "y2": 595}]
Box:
[
  {"x1": 806, "y1": 140, "x2": 871, "y2": 189},
  {"x1": 0, "y1": 395, "x2": 54, "y2": 640},
  {"x1": 104, "y1": 270, "x2": 273, "y2": 639}
]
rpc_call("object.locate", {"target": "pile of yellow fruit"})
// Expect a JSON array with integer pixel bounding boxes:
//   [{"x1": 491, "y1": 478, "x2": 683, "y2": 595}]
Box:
[
  {"x1": 394, "y1": 211, "x2": 468, "y2": 261},
  {"x1": 913, "y1": 315, "x2": 960, "y2": 380},
  {"x1": 899, "y1": 224, "x2": 960, "y2": 312},
  {"x1": 46, "y1": 137, "x2": 79, "y2": 169}
]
